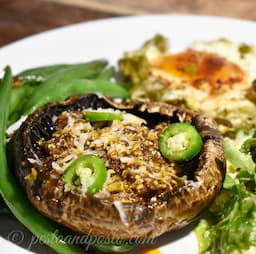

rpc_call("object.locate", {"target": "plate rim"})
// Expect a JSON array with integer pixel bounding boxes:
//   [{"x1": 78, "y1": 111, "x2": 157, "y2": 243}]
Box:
[
  {"x1": 0, "y1": 13, "x2": 255, "y2": 254},
  {"x1": 0, "y1": 13, "x2": 255, "y2": 52}
]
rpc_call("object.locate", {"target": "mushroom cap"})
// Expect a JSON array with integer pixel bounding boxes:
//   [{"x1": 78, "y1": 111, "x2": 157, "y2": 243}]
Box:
[{"x1": 11, "y1": 94, "x2": 225, "y2": 240}]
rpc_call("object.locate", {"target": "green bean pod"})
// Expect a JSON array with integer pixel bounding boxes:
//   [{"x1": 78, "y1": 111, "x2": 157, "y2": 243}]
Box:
[
  {"x1": 43, "y1": 60, "x2": 107, "y2": 82},
  {"x1": 0, "y1": 67, "x2": 84, "y2": 254},
  {"x1": 24, "y1": 79, "x2": 130, "y2": 115},
  {"x1": 0, "y1": 67, "x2": 12, "y2": 133},
  {"x1": 10, "y1": 85, "x2": 34, "y2": 116},
  {"x1": 13, "y1": 60, "x2": 107, "y2": 117},
  {"x1": 94, "y1": 242, "x2": 135, "y2": 253},
  {"x1": 10, "y1": 86, "x2": 27, "y2": 115},
  {"x1": 97, "y1": 66, "x2": 115, "y2": 81},
  {"x1": 8, "y1": 85, "x2": 36, "y2": 125},
  {"x1": 17, "y1": 64, "x2": 71, "y2": 82},
  {"x1": 17, "y1": 61, "x2": 112, "y2": 85}
]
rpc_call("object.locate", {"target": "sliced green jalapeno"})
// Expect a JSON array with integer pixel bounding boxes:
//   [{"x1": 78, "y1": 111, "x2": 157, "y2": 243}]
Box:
[
  {"x1": 63, "y1": 154, "x2": 107, "y2": 195},
  {"x1": 85, "y1": 111, "x2": 122, "y2": 122},
  {"x1": 159, "y1": 122, "x2": 203, "y2": 162}
]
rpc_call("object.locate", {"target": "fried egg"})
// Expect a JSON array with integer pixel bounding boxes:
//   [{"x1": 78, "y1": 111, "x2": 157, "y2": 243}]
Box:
[{"x1": 134, "y1": 39, "x2": 256, "y2": 134}]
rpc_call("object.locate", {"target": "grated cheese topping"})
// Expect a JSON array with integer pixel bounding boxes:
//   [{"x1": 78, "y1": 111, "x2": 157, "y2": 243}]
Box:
[{"x1": 42, "y1": 110, "x2": 186, "y2": 204}]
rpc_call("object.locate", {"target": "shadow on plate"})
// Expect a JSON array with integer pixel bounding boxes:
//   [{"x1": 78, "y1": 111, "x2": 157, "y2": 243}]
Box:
[{"x1": 0, "y1": 210, "x2": 196, "y2": 254}]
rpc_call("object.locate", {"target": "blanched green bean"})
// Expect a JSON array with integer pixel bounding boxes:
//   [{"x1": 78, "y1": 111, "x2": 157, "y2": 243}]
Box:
[
  {"x1": 42, "y1": 60, "x2": 107, "y2": 82},
  {"x1": 10, "y1": 86, "x2": 32, "y2": 116},
  {"x1": 0, "y1": 67, "x2": 12, "y2": 134},
  {"x1": 12, "y1": 60, "x2": 107, "y2": 118},
  {"x1": 17, "y1": 64, "x2": 71, "y2": 82},
  {"x1": 0, "y1": 67, "x2": 85, "y2": 254},
  {"x1": 1, "y1": 64, "x2": 130, "y2": 254},
  {"x1": 8, "y1": 85, "x2": 36, "y2": 124},
  {"x1": 24, "y1": 78, "x2": 130, "y2": 115},
  {"x1": 97, "y1": 66, "x2": 115, "y2": 81}
]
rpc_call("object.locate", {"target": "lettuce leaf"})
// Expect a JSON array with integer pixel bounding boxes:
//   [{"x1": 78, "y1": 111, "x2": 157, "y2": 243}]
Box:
[{"x1": 197, "y1": 134, "x2": 256, "y2": 254}]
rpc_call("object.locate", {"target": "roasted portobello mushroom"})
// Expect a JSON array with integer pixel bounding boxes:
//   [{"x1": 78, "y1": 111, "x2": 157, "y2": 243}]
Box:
[{"x1": 11, "y1": 94, "x2": 225, "y2": 240}]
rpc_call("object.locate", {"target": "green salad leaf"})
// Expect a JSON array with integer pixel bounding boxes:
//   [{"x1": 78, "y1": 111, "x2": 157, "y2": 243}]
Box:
[
  {"x1": 240, "y1": 129, "x2": 256, "y2": 163},
  {"x1": 197, "y1": 132, "x2": 256, "y2": 254}
]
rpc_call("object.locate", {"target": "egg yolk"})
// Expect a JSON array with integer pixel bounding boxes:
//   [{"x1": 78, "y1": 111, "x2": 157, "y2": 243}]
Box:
[
  {"x1": 140, "y1": 247, "x2": 162, "y2": 254},
  {"x1": 153, "y1": 49, "x2": 245, "y2": 92}
]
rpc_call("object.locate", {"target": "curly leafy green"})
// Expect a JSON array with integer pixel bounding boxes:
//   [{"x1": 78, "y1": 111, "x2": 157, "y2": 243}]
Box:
[
  {"x1": 240, "y1": 129, "x2": 256, "y2": 163},
  {"x1": 196, "y1": 134, "x2": 256, "y2": 254},
  {"x1": 225, "y1": 138, "x2": 255, "y2": 176}
]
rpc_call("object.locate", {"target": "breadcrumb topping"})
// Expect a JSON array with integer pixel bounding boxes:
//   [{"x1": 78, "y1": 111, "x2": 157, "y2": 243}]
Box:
[{"x1": 42, "y1": 110, "x2": 185, "y2": 204}]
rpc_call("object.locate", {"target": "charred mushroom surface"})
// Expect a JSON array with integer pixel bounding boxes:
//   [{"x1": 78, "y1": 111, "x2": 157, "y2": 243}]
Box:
[{"x1": 11, "y1": 94, "x2": 225, "y2": 240}]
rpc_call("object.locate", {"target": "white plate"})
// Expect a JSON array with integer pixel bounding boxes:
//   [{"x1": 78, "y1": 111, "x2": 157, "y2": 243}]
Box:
[{"x1": 0, "y1": 14, "x2": 255, "y2": 254}]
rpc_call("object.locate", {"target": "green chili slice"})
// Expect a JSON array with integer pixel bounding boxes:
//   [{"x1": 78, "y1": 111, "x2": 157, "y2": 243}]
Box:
[
  {"x1": 85, "y1": 111, "x2": 122, "y2": 122},
  {"x1": 63, "y1": 154, "x2": 107, "y2": 195},
  {"x1": 159, "y1": 122, "x2": 203, "y2": 162}
]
